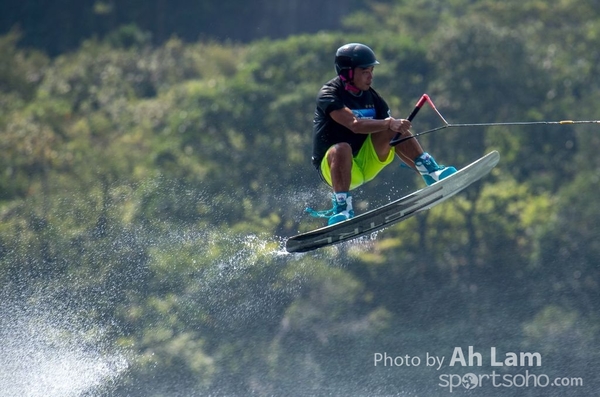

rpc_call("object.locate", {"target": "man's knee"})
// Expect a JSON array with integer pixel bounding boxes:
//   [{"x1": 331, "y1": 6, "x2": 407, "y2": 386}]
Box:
[{"x1": 327, "y1": 142, "x2": 353, "y2": 161}]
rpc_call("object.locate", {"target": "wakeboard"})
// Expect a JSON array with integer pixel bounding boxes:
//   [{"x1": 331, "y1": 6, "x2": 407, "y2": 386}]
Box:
[{"x1": 285, "y1": 150, "x2": 500, "y2": 253}]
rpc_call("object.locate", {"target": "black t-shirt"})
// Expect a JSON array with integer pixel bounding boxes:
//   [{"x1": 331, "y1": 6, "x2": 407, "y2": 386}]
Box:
[{"x1": 312, "y1": 77, "x2": 391, "y2": 168}]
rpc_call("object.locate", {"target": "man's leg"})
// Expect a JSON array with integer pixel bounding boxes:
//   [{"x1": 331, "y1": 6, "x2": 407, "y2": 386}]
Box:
[
  {"x1": 327, "y1": 142, "x2": 353, "y2": 192},
  {"x1": 323, "y1": 142, "x2": 355, "y2": 225},
  {"x1": 370, "y1": 128, "x2": 457, "y2": 185},
  {"x1": 369, "y1": 129, "x2": 423, "y2": 170}
]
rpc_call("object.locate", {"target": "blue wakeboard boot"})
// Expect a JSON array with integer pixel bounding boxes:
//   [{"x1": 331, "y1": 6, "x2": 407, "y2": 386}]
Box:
[
  {"x1": 414, "y1": 152, "x2": 457, "y2": 186},
  {"x1": 327, "y1": 192, "x2": 354, "y2": 226}
]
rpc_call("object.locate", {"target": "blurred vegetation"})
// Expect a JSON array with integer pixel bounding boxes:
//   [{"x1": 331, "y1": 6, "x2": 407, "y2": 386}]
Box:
[{"x1": 1, "y1": 0, "x2": 599, "y2": 395}]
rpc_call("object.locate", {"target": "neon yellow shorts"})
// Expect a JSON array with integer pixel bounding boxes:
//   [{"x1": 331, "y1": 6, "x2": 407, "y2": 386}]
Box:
[{"x1": 320, "y1": 135, "x2": 395, "y2": 191}]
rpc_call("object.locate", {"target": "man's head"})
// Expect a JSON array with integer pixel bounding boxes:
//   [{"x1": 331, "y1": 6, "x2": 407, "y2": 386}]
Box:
[{"x1": 334, "y1": 43, "x2": 379, "y2": 92}]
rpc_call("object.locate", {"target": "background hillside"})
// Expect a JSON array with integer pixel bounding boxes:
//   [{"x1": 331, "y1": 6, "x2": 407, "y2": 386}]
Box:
[{"x1": 1, "y1": 0, "x2": 599, "y2": 395}]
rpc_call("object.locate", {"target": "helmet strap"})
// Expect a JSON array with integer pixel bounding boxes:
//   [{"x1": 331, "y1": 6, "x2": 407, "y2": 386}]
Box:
[
  {"x1": 344, "y1": 81, "x2": 361, "y2": 94},
  {"x1": 340, "y1": 68, "x2": 361, "y2": 94}
]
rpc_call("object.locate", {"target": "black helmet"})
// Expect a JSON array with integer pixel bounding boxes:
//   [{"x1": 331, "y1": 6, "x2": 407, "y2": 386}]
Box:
[{"x1": 335, "y1": 43, "x2": 380, "y2": 81}]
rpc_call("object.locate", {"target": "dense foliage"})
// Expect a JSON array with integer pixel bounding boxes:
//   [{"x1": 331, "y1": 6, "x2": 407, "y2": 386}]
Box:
[{"x1": 1, "y1": 1, "x2": 599, "y2": 395}]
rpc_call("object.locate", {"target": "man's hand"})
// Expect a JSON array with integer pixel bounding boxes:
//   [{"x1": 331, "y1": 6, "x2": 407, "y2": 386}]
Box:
[{"x1": 386, "y1": 117, "x2": 412, "y2": 134}]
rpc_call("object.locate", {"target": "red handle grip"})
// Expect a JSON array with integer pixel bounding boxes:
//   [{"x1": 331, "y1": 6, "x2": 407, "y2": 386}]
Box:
[{"x1": 390, "y1": 94, "x2": 429, "y2": 146}]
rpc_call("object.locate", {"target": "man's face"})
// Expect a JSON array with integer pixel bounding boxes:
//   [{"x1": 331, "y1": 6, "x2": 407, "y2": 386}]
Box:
[{"x1": 352, "y1": 66, "x2": 374, "y2": 91}]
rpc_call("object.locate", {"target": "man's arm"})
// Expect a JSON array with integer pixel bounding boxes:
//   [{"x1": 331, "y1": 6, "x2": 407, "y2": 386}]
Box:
[{"x1": 330, "y1": 107, "x2": 411, "y2": 135}]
